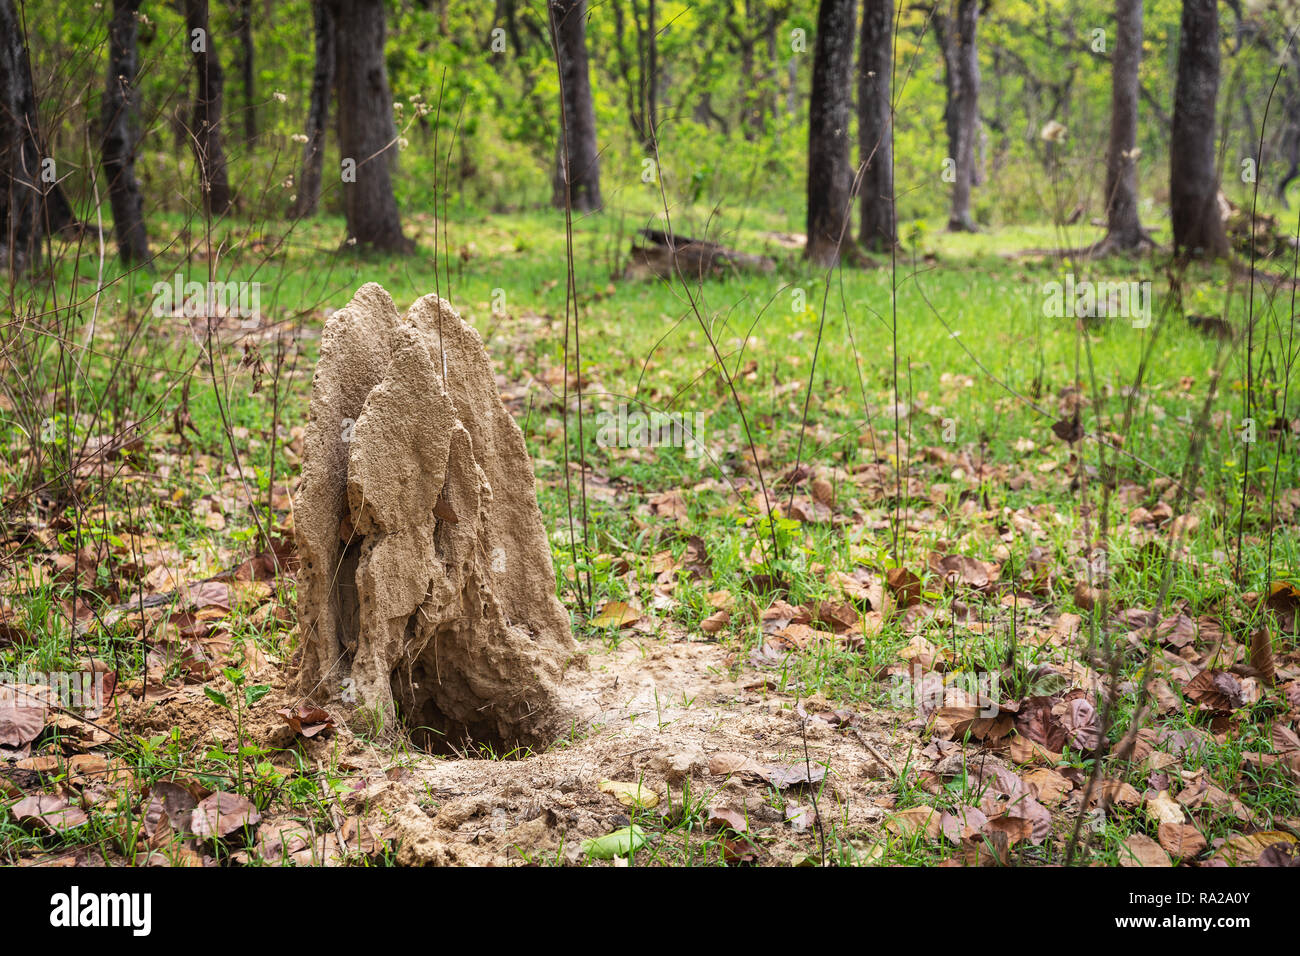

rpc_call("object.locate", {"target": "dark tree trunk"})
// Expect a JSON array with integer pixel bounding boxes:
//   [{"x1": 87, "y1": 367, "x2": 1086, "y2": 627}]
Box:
[
  {"x1": 289, "y1": 0, "x2": 336, "y2": 219},
  {"x1": 858, "y1": 0, "x2": 895, "y2": 252},
  {"x1": 550, "y1": 0, "x2": 602, "y2": 212},
  {"x1": 1170, "y1": 0, "x2": 1229, "y2": 258},
  {"x1": 730, "y1": 0, "x2": 760, "y2": 142},
  {"x1": 234, "y1": 0, "x2": 256, "y2": 144},
  {"x1": 329, "y1": 0, "x2": 411, "y2": 250},
  {"x1": 185, "y1": 0, "x2": 232, "y2": 216},
  {"x1": 940, "y1": 0, "x2": 980, "y2": 232},
  {"x1": 1278, "y1": 127, "x2": 1299, "y2": 208},
  {"x1": 1099, "y1": 0, "x2": 1150, "y2": 251},
  {"x1": 806, "y1": 0, "x2": 857, "y2": 267},
  {"x1": 0, "y1": 0, "x2": 82, "y2": 271},
  {"x1": 0, "y1": 0, "x2": 43, "y2": 273},
  {"x1": 101, "y1": 0, "x2": 149, "y2": 263}
]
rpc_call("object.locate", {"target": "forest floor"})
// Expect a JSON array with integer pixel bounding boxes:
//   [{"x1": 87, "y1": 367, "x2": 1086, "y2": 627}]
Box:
[{"x1": 1, "y1": 208, "x2": 1299, "y2": 866}]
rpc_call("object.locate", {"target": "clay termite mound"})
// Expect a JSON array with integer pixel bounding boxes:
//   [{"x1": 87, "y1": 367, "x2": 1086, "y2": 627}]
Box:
[{"x1": 294, "y1": 283, "x2": 577, "y2": 753}]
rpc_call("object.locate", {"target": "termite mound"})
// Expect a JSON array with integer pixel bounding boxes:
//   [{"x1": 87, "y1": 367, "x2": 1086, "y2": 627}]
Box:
[{"x1": 294, "y1": 283, "x2": 576, "y2": 754}]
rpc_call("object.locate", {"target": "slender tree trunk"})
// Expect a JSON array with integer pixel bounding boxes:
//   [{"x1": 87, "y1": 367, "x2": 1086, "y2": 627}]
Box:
[
  {"x1": 290, "y1": 0, "x2": 335, "y2": 219},
  {"x1": 858, "y1": 0, "x2": 894, "y2": 251},
  {"x1": 737, "y1": 1, "x2": 758, "y2": 142},
  {"x1": 0, "y1": 0, "x2": 83, "y2": 272},
  {"x1": 645, "y1": 0, "x2": 657, "y2": 148},
  {"x1": 806, "y1": 0, "x2": 857, "y2": 267},
  {"x1": 943, "y1": 0, "x2": 980, "y2": 232},
  {"x1": 101, "y1": 0, "x2": 149, "y2": 263},
  {"x1": 1278, "y1": 127, "x2": 1299, "y2": 208},
  {"x1": 329, "y1": 0, "x2": 410, "y2": 250},
  {"x1": 1170, "y1": 0, "x2": 1229, "y2": 258},
  {"x1": 185, "y1": 0, "x2": 232, "y2": 216},
  {"x1": 1098, "y1": 0, "x2": 1150, "y2": 251},
  {"x1": 550, "y1": 0, "x2": 602, "y2": 212},
  {"x1": 0, "y1": 0, "x2": 43, "y2": 272},
  {"x1": 234, "y1": 0, "x2": 256, "y2": 144}
]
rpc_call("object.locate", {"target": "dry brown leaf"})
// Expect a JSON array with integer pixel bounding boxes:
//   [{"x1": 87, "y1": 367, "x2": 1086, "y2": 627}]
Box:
[
  {"x1": 1183, "y1": 669, "x2": 1245, "y2": 712},
  {"x1": 591, "y1": 601, "x2": 641, "y2": 630},
  {"x1": 885, "y1": 805, "x2": 942, "y2": 842},
  {"x1": 984, "y1": 814, "x2": 1035, "y2": 846},
  {"x1": 191, "y1": 791, "x2": 261, "y2": 840},
  {"x1": 1157, "y1": 822, "x2": 1207, "y2": 858},
  {"x1": 9, "y1": 793, "x2": 88, "y2": 833},
  {"x1": 700, "y1": 609, "x2": 730, "y2": 634},
  {"x1": 1023, "y1": 768, "x2": 1072, "y2": 807},
  {"x1": 938, "y1": 807, "x2": 989, "y2": 844},
  {"x1": 707, "y1": 752, "x2": 763, "y2": 777},
  {"x1": 708, "y1": 807, "x2": 748, "y2": 833},
  {"x1": 1119, "y1": 832, "x2": 1172, "y2": 867},
  {"x1": 886, "y1": 567, "x2": 924, "y2": 608},
  {"x1": 277, "y1": 704, "x2": 335, "y2": 738},
  {"x1": 1008, "y1": 734, "x2": 1063, "y2": 766},
  {"x1": 0, "y1": 693, "x2": 47, "y2": 748}
]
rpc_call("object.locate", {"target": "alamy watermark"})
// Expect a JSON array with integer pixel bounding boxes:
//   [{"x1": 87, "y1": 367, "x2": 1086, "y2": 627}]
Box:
[
  {"x1": 1042, "y1": 273, "x2": 1152, "y2": 328},
  {"x1": 1, "y1": 670, "x2": 105, "y2": 712},
  {"x1": 151, "y1": 274, "x2": 262, "y2": 328},
  {"x1": 890, "y1": 664, "x2": 1000, "y2": 717},
  {"x1": 595, "y1": 404, "x2": 706, "y2": 459}
]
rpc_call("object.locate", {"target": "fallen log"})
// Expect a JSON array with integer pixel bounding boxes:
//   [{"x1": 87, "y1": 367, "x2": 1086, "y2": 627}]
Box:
[{"x1": 624, "y1": 228, "x2": 776, "y2": 280}]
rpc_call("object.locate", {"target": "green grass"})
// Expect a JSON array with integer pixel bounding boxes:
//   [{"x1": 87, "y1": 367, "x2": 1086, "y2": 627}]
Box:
[{"x1": 2, "y1": 199, "x2": 1298, "y2": 866}]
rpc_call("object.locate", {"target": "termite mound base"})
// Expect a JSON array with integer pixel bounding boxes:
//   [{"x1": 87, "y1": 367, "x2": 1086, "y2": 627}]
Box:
[{"x1": 294, "y1": 283, "x2": 578, "y2": 755}]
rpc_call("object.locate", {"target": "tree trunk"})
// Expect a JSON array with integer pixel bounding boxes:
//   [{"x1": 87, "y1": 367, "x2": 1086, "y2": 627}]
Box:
[
  {"x1": 0, "y1": 0, "x2": 84, "y2": 271},
  {"x1": 645, "y1": 0, "x2": 657, "y2": 149},
  {"x1": 234, "y1": 0, "x2": 256, "y2": 144},
  {"x1": 0, "y1": 0, "x2": 44, "y2": 272},
  {"x1": 943, "y1": 0, "x2": 980, "y2": 232},
  {"x1": 329, "y1": 0, "x2": 411, "y2": 251},
  {"x1": 185, "y1": 0, "x2": 232, "y2": 216},
  {"x1": 1170, "y1": 0, "x2": 1229, "y2": 259},
  {"x1": 806, "y1": 0, "x2": 857, "y2": 267},
  {"x1": 101, "y1": 0, "x2": 149, "y2": 263},
  {"x1": 1099, "y1": 0, "x2": 1150, "y2": 251},
  {"x1": 858, "y1": 0, "x2": 894, "y2": 252},
  {"x1": 289, "y1": 0, "x2": 336, "y2": 220},
  {"x1": 550, "y1": 0, "x2": 602, "y2": 212},
  {"x1": 739, "y1": 30, "x2": 757, "y2": 140}
]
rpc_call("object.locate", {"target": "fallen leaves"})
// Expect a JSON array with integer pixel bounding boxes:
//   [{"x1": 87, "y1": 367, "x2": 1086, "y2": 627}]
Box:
[
  {"x1": 591, "y1": 600, "x2": 640, "y2": 630},
  {"x1": 1212, "y1": 830, "x2": 1297, "y2": 866},
  {"x1": 886, "y1": 805, "x2": 942, "y2": 841},
  {"x1": 9, "y1": 793, "x2": 89, "y2": 833},
  {"x1": 705, "y1": 751, "x2": 826, "y2": 790},
  {"x1": 1157, "y1": 822, "x2": 1206, "y2": 858},
  {"x1": 1144, "y1": 790, "x2": 1187, "y2": 826},
  {"x1": 699, "y1": 609, "x2": 730, "y2": 634},
  {"x1": 191, "y1": 792, "x2": 262, "y2": 840},
  {"x1": 1183, "y1": 669, "x2": 1247, "y2": 712},
  {"x1": 1119, "y1": 833, "x2": 1171, "y2": 867},
  {"x1": 598, "y1": 779, "x2": 660, "y2": 810},
  {"x1": 0, "y1": 694, "x2": 46, "y2": 749},
  {"x1": 276, "y1": 704, "x2": 335, "y2": 738},
  {"x1": 707, "y1": 807, "x2": 748, "y2": 833},
  {"x1": 928, "y1": 553, "x2": 1001, "y2": 592},
  {"x1": 885, "y1": 567, "x2": 924, "y2": 608}
]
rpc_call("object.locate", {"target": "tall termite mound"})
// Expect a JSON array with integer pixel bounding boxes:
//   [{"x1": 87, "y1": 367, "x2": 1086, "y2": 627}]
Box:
[{"x1": 294, "y1": 283, "x2": 576, "y2": 752}]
